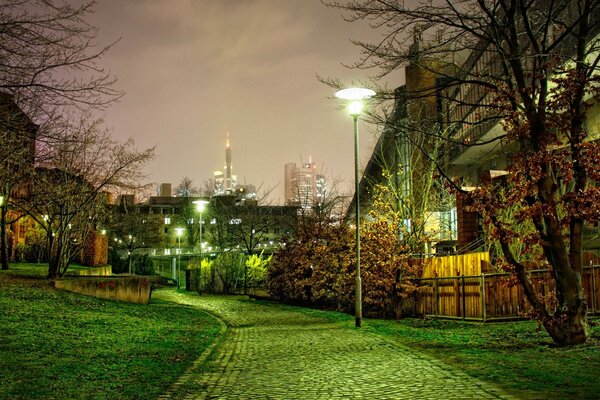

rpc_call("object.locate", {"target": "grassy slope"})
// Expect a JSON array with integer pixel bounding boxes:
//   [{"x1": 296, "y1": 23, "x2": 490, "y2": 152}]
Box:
[
  {"x1": 0, "y1": 264, "x2": 221, "y2": 400},
  {"x1": 3, "y1": 264, "x2": 600, "y2": 399}
]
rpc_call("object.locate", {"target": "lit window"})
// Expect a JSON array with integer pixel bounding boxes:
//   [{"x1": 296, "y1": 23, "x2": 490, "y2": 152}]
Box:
[{"x1": 164, "y1": 217, "x2": 171, "y2": 225}]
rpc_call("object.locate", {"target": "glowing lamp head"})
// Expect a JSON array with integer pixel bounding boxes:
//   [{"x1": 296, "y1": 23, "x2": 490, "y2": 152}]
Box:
[
  {"x1": 348, "y1": 101, "x2": 364, "y2": 116},
  {"x1": 175, "y1": 227, "x2": 184, "y2": 237},
  {"x1": 334, "y1": 87, "x2": 376, "y2": 100},
  {"x1": 193, "y1": 199, "x2": 209, "y2": 212}
]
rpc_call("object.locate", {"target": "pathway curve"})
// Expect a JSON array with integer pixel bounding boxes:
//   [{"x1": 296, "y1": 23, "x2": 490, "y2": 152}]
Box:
[{"x1": 155, "y1": 291, "x2": 516, "y2": 400}]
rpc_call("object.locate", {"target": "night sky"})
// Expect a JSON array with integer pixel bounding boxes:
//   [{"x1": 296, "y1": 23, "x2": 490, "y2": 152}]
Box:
[{"x1": 90, "y1": 0, "x2": 403, "y2": 202}]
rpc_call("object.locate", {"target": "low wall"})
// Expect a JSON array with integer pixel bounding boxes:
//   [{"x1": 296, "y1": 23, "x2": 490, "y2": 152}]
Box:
[
  {"x1": 54, "y1": 276, "x2": 150, "y2": 304},
  {"x1": 66, "y1": 265, "x2": 113, "y2": 276}
]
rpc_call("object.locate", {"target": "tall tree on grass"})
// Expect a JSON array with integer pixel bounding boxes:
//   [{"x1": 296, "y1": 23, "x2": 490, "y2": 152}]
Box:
[
  {"x1": 19, "y1": 116, "x2": 153, "y2": 278},
  {"x1": 0, "y1": 95, "x2": 37, "y2": 270},
  {"x1": 106, "y1": 200, "x2": 163, "y2": 274},
  {"x1": 0, "y1": 0, "x2": 121, "y2": 270},
  {"x1": 327, "y1": 0, "x2": 600, "y2": 345}
]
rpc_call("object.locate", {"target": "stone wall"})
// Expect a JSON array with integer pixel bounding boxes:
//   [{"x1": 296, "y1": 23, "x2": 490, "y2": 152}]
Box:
[
  {"x1": 67, "y1": 265, "x2": 112, "y2": 276},
  {"x1": 54, "y1": 276, "x2": 151, "y2": 304}
]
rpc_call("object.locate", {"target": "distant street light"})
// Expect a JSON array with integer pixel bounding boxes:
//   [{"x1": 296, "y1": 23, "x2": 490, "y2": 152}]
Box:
[
  {"x1": 175, "y1": 227, "x2": 185, "y2": 289},
  {"x1": 334, "y1": 86, "x2": 375, "y2": 328}
]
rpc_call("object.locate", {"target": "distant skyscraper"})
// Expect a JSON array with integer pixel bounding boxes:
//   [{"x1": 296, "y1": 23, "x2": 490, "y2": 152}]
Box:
[
  {"x1": 213, "y1": 133, "x2": 237, "y2": 195},
  {"x1": 284, "y1": 158, "x2": 325, "y2": 212},
  {"x1": 225, "y1": 132, "x2": 233, "y2": 192}
]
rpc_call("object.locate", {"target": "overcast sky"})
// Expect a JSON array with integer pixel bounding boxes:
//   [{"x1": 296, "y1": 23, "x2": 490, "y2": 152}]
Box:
[{"x1": 90, "y1": 0, "x2": 404, "y2": 203}]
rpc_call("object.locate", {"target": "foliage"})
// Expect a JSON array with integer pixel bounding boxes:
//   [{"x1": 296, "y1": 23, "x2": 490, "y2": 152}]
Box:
[
  {"x1": 213, "y1": 252, "x2": 246, "y2": 294},
  {"x1": 188, "y1": 252, "x2": 255, "y2": 294},
  {"x1": 268, "y1": 221, "x2": 354, "y2": 310},
  {"x1": 245, "y1": 252, "x2": 272, "y2": 289},
  {"x1": 0, "y1": 264, "x2": 221, "y2": 400},
  {"x1": 328, "y1": 0, "x2": 600, "y2": 345},
  {"x1": 187, "y1": 258, "x2": 216, "y2": 294},
  {"x1": 268, "y1": 168, "x2": 427, "y2": 318},
  {"x1": 106, "y1": 201, "x2": 163, "y2": 273},
  {"x1": 11, "y1": 219, "x2": 47, "y2": 263},
  {"x1": 79, "y1": 230, "x2": 108, "y2": 267},
  {"x1": 108, "y1": 248, "x2": 129, "y2": 274},
  {"x1": 133, "y1": 254, "x2": 155, "y2": 276}
]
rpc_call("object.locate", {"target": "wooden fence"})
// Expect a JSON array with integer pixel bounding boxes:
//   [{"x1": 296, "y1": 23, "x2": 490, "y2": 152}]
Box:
[
  {"x1": 420, "y1": 252, "x2": 490, "y2": 278},
  {"x1": 415, "y1": 265, "x2": 600, "y2": 321}
]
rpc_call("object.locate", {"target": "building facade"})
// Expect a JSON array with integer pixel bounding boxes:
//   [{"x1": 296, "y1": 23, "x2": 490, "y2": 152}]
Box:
[{"x1": 284, "y1": 159, "x2": 326, "y2": 212}]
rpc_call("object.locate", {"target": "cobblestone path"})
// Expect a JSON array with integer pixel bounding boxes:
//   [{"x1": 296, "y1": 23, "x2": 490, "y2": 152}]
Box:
[{"x1": 155, "y1": 291, "x2": 516, "y2": 400}]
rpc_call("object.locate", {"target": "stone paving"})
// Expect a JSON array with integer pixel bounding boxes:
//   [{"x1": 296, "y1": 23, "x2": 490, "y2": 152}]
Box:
[{"x1": 155, "y1": 291, "x2": 517, "y2": 400}]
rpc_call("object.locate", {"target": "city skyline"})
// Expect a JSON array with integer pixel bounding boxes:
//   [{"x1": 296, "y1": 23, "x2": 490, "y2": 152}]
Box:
[{"x1": 88, "y1": 0, "x2": 404, "y2": 203}]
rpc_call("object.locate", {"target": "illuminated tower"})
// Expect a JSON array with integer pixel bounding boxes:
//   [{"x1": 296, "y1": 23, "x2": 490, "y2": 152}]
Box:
[
  {"x1": 213, "y1": 133, "x2": 236, "y2": 195},
  {"x1": 225, "y1": 132, "x2": 233, "y2": 193}
]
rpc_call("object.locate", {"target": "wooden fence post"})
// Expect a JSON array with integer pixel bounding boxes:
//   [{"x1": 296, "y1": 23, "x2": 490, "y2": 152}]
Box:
[
  {"x1": 434, "y1": 277, "x2": 439, "y2": 316},
  {"x1": 461, "y1": 275, "x2": 466, "y2": 319},
  {"x1": 480, "y1": 273, "x2": 486, "y2": 322},
  {"x1": 591, "y1": 264, "x2": 597, "y2": 314}
]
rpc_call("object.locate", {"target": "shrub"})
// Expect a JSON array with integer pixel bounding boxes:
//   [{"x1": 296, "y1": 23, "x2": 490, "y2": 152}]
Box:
[
  {"x1": 133, "y1": 254, "x2": 155, "y2": 275},
  {"x1": 213, "y1": 252, "x2": 245, "y2": 294},
  {"x1": 108, "y1": 247, "x2": 129, "y2": 274},
  {"x1": 245, "y1": 253, "x2": 271, "y2": 289},
  {"x1": 187, "y1": 252, "x2": 248, "y2": 294},
  {"x1": 187, "y1": 258, "x2": 217, "y2": 294}
]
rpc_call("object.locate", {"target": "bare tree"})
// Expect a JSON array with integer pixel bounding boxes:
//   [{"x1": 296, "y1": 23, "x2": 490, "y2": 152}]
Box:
[
  {"x1": 16, "y1": 116, "x2": 153, "y2": 278},
  {"x1": 0, "y1": 95, "x2": 37, "y2": 269},
  {"x1": 0, "y1": 0, "x2": 122, "y2": 270},
  {"x1": 175, "y1": 176, "x2": 200, "y2": 198},
  {"x1": 0, "y1": 0, "x2": 121, "y2": 115},
  {"x1": 326, "y1": 0, "x2": 600, "y2": 345},
  {"x1": 106, "y1": 200, "x2": 163, "y2": 274}
]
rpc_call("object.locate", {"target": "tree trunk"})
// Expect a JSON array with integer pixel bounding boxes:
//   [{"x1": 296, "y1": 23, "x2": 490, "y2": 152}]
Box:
[
  {"x1": 1, "y1": 207, "x2": 8, "y2": 270},
  {"x1": 544, "y1": 300, "x2": 588, "y2": 346}
]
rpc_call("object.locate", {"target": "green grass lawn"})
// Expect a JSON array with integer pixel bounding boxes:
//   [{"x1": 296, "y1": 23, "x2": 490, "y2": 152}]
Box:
[
  {"x1": 0, "y1": 263, "x2": 221, "y2": 400},
  {"x1": 3, "y1": 263, "x2": 600, "y2": 399}
]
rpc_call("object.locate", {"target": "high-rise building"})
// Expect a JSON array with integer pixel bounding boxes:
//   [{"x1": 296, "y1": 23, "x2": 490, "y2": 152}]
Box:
[
  {"x1": 213, "y1": 133, "x2": 237, "y2": 195},
  {"x1": 284, "y1": 158, "x2": 325, "y2": 212}
]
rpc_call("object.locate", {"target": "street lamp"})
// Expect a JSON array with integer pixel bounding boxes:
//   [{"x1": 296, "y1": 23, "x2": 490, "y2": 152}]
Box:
[
  {"x1": 175, "y1": 227, "x2": 185, "y2": 289},
  {"x1": 335, "y1": 86, "x2": 376, "y2": 328},
  {"x1": 192, "y1": 199, "x2": 209, "y2": 260}
]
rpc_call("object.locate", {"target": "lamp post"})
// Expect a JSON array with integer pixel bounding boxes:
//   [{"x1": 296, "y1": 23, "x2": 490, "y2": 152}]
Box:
[
  {"x1": 175, "y1": 227, "x2": 184, "y2": 289},
  {"x1": 192, "y1": 199, "x2": 209, "y2": 260},
  {"x1": 335, "y1": 87, "x2": 375, "y2": 328}
]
